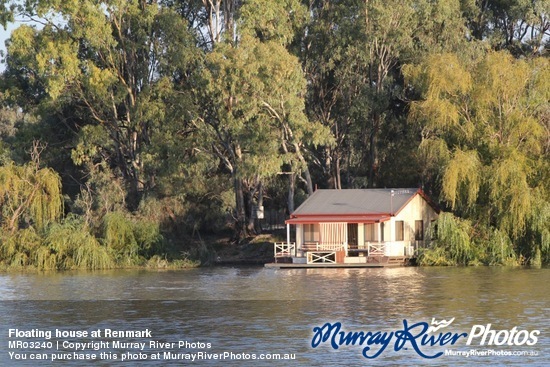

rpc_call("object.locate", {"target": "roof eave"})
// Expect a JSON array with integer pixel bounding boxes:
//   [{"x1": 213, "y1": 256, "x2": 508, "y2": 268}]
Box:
[{"x1": 286, "y1": 213, "x2": 392, "y2": 224}]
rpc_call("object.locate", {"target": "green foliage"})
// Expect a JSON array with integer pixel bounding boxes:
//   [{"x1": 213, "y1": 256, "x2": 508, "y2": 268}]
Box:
[
  {"x1": 101, "y1": 210, "x2": 166, "y2": 265},
  {"x1": 0, "y1": 162, "x2": 63, "y2": 232},
  {"x1": 520, "y1": 193, "x2": 550, "y2": 265},
  {"x1": 460, "y1": 0, "x2": 549, "y2": 54},
  {"x1": 424, "y1": 212, "x2": 475, "y2": 265},
  {"x1": 102, "y1": 212, "x2": 139, "y2": 263},
  {"x1": 0, "y1": 0, "x2": 548, "y2": 266},
  {"x1": 3, "y1": 0, "x2": 202, "y2": 209},
  {"x1": 42, "y1": 215, "x2": 113, "y2": 270},
  {"x1": 420, "y1": 213, "x2": 518, "y2": 266},
  {"x1": 0, "y1": 227, "x2": 40, "y2": 268},
  {"x1": 199, "y1": 30, "x2": 332, "y2": 235},
  {"x1": 72, "y1": 164, "x2": 127, "y2": 223},
  {"x1": 407, "y1": 51, "x2": 549, "y2": 262},
  {"x1": 417, "y1": 247, "x2": 456, "y2": 266},
  {"x1": 74, "y1": 241, "x2": 113, "y2": 270},
  {"x1": 0, "y1": 142, "x2": 10, "y2": 165},
  {"x1": 0, "y1": 210, "x2": 180, "y2": 270},
  {"x1": 132, "y1": 216, "x2": 163, "y2": 257},
  {"x1": 0, "y1": 215, "x2": 113, "y2": 270},
  {"x1": 442, "y1": 149, "x2": 481, "y2": 210},
  {"x1": 482, "y1": 228, "x2": 517, "y2": 266},
  {"x1": 239, "y1": 0, "x2": 307, "y2": 46},
  {"x1": 300, "y1": 0, "x2": 470, "y2": 190}
]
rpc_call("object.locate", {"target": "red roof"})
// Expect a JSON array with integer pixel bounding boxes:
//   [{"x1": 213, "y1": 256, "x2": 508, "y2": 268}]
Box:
[
  {"x1": 286, "y1": 214, "x2": 391, "y2": 224},
  {"x1": 284, "y1": 188, "x2": 439, "y2": 225}
]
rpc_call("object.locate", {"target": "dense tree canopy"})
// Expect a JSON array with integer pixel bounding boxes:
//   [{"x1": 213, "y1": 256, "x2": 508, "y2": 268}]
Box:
[{"x1": 0, "y1": 0, "x2": 548, "y2": 267}]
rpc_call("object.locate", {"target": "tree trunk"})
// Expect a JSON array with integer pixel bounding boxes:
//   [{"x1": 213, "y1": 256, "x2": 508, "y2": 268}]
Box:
[
  {"x1": 223, "y1": 0, "x2": 237, "y2": 43},
  {"x1": 302, "y1": 168, "x2": 314, "y2": 195},
  {"x1": 288, "y1": 172, "x2": 295, "y2": 214},
  {"x1": 368, "y1": 114, "x2": 379, "y2": 188},
  {"x1": 292, "y1": 142, "x2": 314, "y2": 195},
  {"x1": 256, "y1": 181, "x2": 264, "y2": 232},
  {"x1": 335, "y1": 155, "x2": 342, "y2": 189},
  {"x1": 233, "y1": 173, "x2": 248, "y2": 240},
  {"x1": 229, "y1": 143, "x2": 248, "y2": 240},
  {"x1": 202, "y1": 0, "x2": 223, "y2": 44},
  {"x1": 325, "y1": 146, "x2": 337, "y2": 189},
  {"x1": 247, "y1": 178, "x2": 262, "y2": 234}
]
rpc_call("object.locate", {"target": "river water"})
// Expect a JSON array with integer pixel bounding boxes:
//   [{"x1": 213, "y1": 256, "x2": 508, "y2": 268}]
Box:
[{"x1": 0, "y1": 266, "x2": 548, "y2": 366}]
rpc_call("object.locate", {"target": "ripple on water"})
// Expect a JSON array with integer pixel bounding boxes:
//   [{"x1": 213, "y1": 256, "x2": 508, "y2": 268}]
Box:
[{"x1": 0, "y1": 267, "x2": 547, "y2": 366}]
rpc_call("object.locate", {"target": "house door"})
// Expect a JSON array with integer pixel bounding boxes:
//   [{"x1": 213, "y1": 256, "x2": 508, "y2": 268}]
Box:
[{"x1": 347, "y1": 223, "x2": 358, "y2": 250}]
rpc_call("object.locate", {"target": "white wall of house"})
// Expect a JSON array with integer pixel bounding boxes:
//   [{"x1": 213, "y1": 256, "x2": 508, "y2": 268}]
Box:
[
  {"x1": 384, "y1": 218, "x2": 400, "y2": 256},
  {"x1": 395, "y1": 194, "x2": 438, "y2": 238},
  {"x1": 389, "y1": 194, "x2": 438, "y2": 255}
]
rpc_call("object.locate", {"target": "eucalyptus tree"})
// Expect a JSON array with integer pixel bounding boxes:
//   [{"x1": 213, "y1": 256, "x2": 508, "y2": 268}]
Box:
[
  {"x1": 1, "y1": 0, "x2": 201, "y2": 209},
  {"x1": 300, "y1": 0, "x2": 363, "y2": 189},
  {"x1": 196, "y1": 0, "x2": 330, "y2": 237},
  {"x1": 301, "y1": 0, "x2": 468, "y2": 189},
  {"x1": 405, "y1": 51, "x2": 549, "y2": 263},
  {"x1": 162, "y1": 0, "x2": 239, "y2": 47},
  {"x1": 461, "y1": 0, "x2": 549, "y2": 55},
  {"x1": 239, "y1": 0, "x2": 325, "y2": 211}
]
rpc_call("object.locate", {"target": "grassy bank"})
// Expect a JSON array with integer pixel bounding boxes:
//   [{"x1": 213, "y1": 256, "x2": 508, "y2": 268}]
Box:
[{"x1": 0, "y1": 213, "x2": 200, "y2": 271}]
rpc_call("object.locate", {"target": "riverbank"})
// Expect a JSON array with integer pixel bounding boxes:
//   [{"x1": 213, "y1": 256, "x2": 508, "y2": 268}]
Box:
[
  {"x1": 0, "y1": 229, "x2": 279, "y2": 272},
  {"x1": 209, "y1": 233, "x2": 280, "y2": 265},
  {"x1": 2, "y1": 227, "x2": 546, "y2": 272}
]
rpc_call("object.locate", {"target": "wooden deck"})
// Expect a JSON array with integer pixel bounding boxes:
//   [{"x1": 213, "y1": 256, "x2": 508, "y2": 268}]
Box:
[{"x1": 266, "y1": 256, "x2": 412, "y2": 269}]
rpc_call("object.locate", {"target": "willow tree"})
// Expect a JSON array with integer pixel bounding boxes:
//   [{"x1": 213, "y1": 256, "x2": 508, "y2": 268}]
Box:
[
  {"x1": 405, "y1": 51, "x2": 550, "y2": 263},
  {"x1": 0, "y1": 162, "x2": 63, "y2": 233}
]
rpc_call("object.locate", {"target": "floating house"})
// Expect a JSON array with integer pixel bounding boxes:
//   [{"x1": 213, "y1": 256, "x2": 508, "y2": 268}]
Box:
[{"x1": 271, "y1": 188, "x2": 439, "y2": 267}]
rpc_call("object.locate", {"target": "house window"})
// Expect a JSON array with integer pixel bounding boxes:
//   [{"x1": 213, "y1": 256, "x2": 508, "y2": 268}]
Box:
[
  {"x1": 395, "y1": 221, "x2": 404, "y2": 241},
  {"x1": 430, "y1": 219, "x2": 438, "y2": 240},
  {"x1": 365, "y1": 223, "x2": 375, "y2": 241},
  {"x1": 415, "y1": 220, "x2": 424, "y2": 241},
  {"x1": 304, "y1": 224, "x2": 319, "y2": 242},
  {"x1": 380, "y1": 222, "x2": 385, "y2": 242}
]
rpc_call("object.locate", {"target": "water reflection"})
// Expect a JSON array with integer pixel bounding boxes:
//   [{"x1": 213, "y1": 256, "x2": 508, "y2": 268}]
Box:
[{"x1": 0, "y1": 267, "x2": 548, "y2": 366}]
